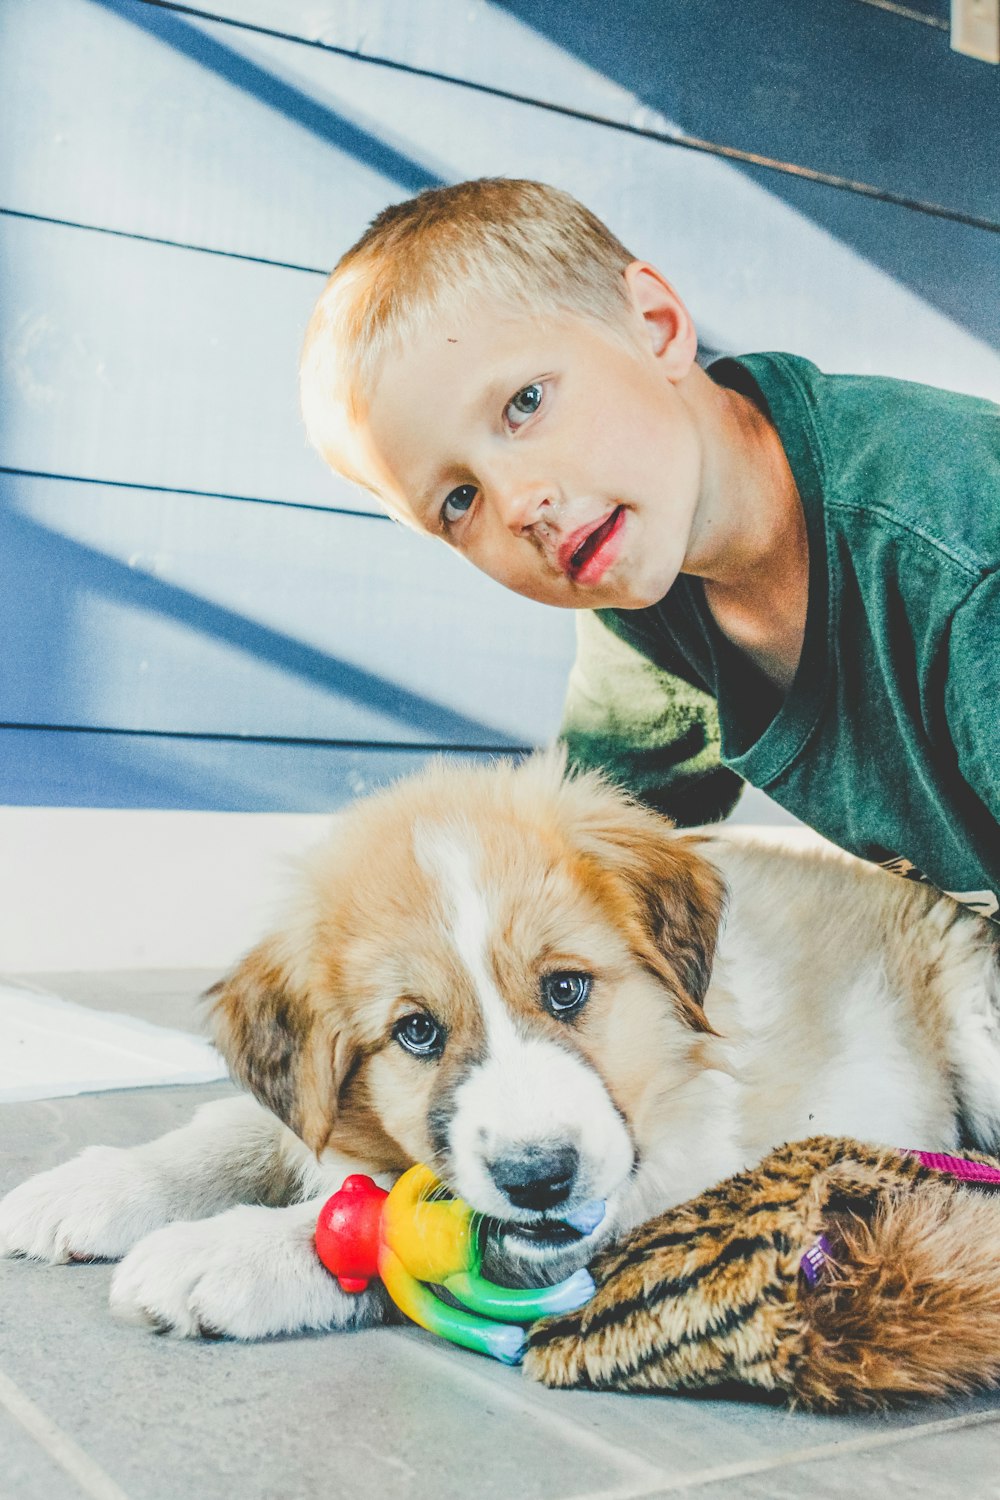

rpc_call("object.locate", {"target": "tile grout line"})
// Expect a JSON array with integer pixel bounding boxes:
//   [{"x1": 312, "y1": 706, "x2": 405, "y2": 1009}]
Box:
[
  {"x1": 394, "y1": 1329, "x2": 669, "y2": 1487},
  {"x1": 565, "y1": 1405, "x2": 1000, "y2": 1499},
  {"x1": 0, "y1": 1367, "x2": 132, "y2": 1500}
]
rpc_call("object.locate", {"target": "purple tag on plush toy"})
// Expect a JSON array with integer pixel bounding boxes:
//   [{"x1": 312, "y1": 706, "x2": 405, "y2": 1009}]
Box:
[{"x1": 799, "y1": 1234, "x2": 832, "y2": 1285}]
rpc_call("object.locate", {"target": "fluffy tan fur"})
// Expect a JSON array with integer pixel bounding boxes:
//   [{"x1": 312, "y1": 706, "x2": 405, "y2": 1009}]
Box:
[
  {"x1": 209, "y1": 753, "x2": 724, "y2": 1180},
  {"x1": 802, "y1": 1171, "x2": 1000, "y2": 1408},
  {"x1": 203, "y1": 752, "x2": 1000, "y2": 1402}
]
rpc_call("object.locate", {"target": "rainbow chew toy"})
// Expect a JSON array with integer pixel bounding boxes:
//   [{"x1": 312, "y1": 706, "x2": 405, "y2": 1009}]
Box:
[{"x1": 314, "y1": 1165, "x2": 599, "y2": 1364}]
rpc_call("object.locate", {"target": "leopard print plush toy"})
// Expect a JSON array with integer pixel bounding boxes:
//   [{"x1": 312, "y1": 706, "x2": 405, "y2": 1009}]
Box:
[{"x1": 524, "y1": 1136, "x2": 1000, "y2": 1409}]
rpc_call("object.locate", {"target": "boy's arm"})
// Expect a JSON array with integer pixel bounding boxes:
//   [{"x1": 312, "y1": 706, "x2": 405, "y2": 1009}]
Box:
[
  {"x1": 558, "y1": 609, "x2": 743, "y2": 826},
  {"x1": 946, "y1": 572, "x2": 1000, "y2": 825}
]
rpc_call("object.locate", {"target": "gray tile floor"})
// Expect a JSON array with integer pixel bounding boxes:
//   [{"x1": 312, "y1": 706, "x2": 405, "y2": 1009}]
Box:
[{"x1": 2, "y1": 972, "x2": 1000, "y2": 1500}]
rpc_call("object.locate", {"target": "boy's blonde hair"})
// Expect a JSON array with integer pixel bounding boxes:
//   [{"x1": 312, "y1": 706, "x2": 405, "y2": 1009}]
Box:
[{"x1": 299, "y1": 178, "x2": 636, "y2": 486}]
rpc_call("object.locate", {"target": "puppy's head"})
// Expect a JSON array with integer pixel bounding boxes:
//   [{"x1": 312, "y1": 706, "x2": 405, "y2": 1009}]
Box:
[{"x1": 210, "y1": 752, "x2": 725, "y2": 1273}]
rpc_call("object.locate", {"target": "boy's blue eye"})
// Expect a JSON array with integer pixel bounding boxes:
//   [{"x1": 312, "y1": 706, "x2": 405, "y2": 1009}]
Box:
[
  {"x1": 505, "y1": 383, "x2": 543, "y2": 428},
  {"x1": 441, "y1": 485, "x2": 477, "y2": 525}
]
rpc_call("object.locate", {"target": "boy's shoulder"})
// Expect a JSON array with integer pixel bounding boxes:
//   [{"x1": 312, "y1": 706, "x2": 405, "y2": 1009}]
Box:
[{"x1": 714, "y1": 351, "x2": 1000, "y2": 576}]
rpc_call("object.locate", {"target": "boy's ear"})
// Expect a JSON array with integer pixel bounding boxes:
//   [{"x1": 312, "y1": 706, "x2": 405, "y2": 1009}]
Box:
[
  {"x1": 206, "y1": 941, "x2": 353, "y2": 1155},
  {"x1": 622, "y1": 261, "x2": 698, "y2": 379}
]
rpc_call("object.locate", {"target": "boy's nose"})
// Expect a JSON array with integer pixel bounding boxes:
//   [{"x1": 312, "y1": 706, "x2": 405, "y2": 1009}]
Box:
[{"x1": 495, "y1": 479, "x2": 554, "y2": 535}]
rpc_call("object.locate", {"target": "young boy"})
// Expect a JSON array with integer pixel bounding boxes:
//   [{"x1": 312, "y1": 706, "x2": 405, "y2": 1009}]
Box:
[{"x1": 299, "y1": 178, "x2": 1000, "y2": 926}]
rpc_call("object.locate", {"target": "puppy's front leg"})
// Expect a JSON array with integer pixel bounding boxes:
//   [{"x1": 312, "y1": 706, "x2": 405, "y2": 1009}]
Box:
[
  {"x1": 109, "y1": 1198, "x2": 392, "y2": 1339},
  {"x1": 0, "y1": 1095, "x2": 309, "y2": 1265}
]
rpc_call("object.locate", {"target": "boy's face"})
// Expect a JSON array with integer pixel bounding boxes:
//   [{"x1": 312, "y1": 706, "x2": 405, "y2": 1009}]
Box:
[{"x1": 354, "y1": 285, "x2": 703, "y2": 611}]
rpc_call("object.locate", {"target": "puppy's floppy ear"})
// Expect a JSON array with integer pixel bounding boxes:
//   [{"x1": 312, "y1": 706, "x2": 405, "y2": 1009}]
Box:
[
  {"x1": 621, "y1": 826, "x2": 726, "y2": 1027},
  {"x1": 565, "y1": 782, "x2": 725, "y2": 1029},
  {"x1": 206, "y1": 940, "x2": 352, "y2": 1155}
]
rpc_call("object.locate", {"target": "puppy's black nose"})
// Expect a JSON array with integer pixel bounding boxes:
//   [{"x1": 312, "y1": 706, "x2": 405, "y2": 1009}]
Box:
[{"x1": 488, "y1": 1145, "x2": 579, "y2": 1212}]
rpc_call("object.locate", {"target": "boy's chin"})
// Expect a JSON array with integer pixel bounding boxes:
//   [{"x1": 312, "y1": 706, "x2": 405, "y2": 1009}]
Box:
[
  {"x1": 586, "y1": 559, "x2": 683, "y2": 613},
  {"x1": 623, "y1": 565, "x2": 684, "y2": 611}
]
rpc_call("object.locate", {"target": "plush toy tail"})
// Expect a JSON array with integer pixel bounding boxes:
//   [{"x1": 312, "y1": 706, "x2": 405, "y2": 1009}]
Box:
[{"x1": 799, "y1": 1180, "x2": 1000, "y2": 1409}]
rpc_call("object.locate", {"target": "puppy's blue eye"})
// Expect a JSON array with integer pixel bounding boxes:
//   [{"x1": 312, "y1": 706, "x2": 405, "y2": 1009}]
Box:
[
  {"x1": 542, "y1": 972, "x2": 591, "y2": 1018},
  {"x1": 393, "y1": 1012, "x2": 444, "y2": 1058},
  {"x1": 442, "y1": 486, "x2": 477, "y2": 526}
]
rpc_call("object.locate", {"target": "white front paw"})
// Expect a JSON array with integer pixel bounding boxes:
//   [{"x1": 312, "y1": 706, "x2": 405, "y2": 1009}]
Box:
[
  {"x1": 0, "y1": 1148, "x2": 173, "y2": 1264},
  {"x1": 109, "y1": 1203, "x2": 388, "y2": 1340}
]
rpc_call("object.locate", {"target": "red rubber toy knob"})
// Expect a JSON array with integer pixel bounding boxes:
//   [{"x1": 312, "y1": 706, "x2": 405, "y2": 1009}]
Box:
[{"x1": 314, "y1": 1174, "x2": 389, "y2": 1293}]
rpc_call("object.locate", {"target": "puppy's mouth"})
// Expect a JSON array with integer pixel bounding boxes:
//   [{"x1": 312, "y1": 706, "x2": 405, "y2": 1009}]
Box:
[
  {"x1": 501, "y1": 1197, "x2": 603, "y2": 1242},
  {"x1": 500, "y1": 1219, "x2": 586, "y2": 1249},
  {"x1": 484, "y1": 1199, "x2": 606, "y2": 1272}
]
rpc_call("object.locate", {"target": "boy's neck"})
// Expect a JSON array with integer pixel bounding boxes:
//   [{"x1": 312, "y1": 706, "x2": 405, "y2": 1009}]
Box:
[{"x1": 682, "y1": 367, "x2": 809, "y2": 694}]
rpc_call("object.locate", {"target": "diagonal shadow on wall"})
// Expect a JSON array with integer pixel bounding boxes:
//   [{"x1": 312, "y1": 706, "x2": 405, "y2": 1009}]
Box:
[
  {"x1": 0, "y1": 504, "x2": 521, "y2": 748},
  {"x1": 491, "y1": 0, "x2": 1000, "y2": 353},
  {"x1": 88, "y1": 0, "x2": 443, "y2": 196}
]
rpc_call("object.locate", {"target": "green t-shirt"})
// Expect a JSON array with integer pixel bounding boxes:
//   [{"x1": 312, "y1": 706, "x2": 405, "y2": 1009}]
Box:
[{"x1": 560, "y1": 352, "x2": 1000, "y2": 924}]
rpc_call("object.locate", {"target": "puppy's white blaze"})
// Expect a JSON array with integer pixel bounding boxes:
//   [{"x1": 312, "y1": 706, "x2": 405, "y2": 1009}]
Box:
[
  {"x1": 413, "y1": 821, "x2": 633, "y2": 1215},
  {"x1": 449, "y1": 1037, "x2": 634, "y2": 1216},
  {"x1": 412, "y1": 821, "x2": 521, "y2": 1054}
]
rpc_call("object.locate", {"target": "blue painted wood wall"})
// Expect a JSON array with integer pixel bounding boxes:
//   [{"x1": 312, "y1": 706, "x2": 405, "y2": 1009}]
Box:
[{"x1": 1, "y1": 0, "x2": 997, "y2": 810}]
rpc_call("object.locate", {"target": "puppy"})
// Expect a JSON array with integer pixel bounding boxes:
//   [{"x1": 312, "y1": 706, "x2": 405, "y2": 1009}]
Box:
[{"x1": 2, "y1": 753, "x2": 999, "y2": 1341}]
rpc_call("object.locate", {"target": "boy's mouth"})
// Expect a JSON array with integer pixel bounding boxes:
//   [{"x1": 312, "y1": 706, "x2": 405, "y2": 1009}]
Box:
[{"x1": 561, "y1": 506, "x2": 626, "y2": 586}]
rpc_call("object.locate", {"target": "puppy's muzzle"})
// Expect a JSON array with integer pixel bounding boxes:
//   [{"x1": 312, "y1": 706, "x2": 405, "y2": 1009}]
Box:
[{"x1": 487, "y1": 1143, "x2": 579, "y2": 1213}]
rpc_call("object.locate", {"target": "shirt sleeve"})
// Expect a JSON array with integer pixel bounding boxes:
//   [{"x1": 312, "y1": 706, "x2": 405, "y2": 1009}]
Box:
[
  {"x1": 946, "y1": 570, "x2": 1000, "y2": 825},
  {"x1": 558, "y1": 609, "x2": 744, "y2": 826}
]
